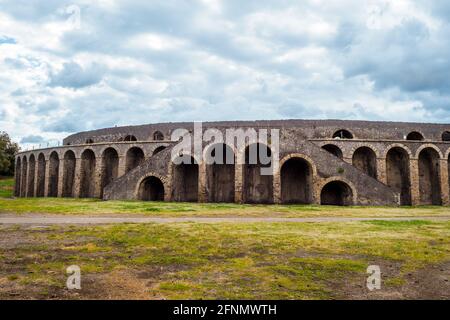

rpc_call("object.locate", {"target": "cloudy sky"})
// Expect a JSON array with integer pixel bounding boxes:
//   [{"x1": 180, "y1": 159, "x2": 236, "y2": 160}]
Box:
[{"x1": 1, "y1": 0, "x2": 450, "y2": 148}]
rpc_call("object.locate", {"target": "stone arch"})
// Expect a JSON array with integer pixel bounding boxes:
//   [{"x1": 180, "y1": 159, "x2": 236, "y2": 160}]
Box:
[
  {"x1": 125, "y1": 147, "x2": 145, "y2": 173},
  {"x1": 62, "y1": 150, "x2": 76, "y2": 197},
  {"x1": 352, "y1": 146, "x2": 377, "y2": 179},
  {"x1": 243, "y1": 143, "x2": 273, "y2": 204},
  {"x1": 80, "y1": 149, "x2": 96, "y2": 198},
  {"x1": 27, "y1": 154, "x2": 36, "y2": 197},
  {"x1": 333, "y1": 129, "x2": 353, "y2": 139},
  {"x1": 138, "y1": 176, "x2": 165, "y2": 201},
  {"x1": 36, "y1": 153, "x2": 46, "y2": 197},
  {"x1": 171, "y1": 154, "x2": 199, "y2": 202},
  {"x1": 101, "y1": 147, "x2": 119, "y2": 197},
  {"x1": 14, "y1": 157, "x2": 21, "y2": 197},
  {"x1": 382, "y1": 143, "x2": 413, "y2": 159},
  {"x1": 205, "y1": 143, "x2": 235, "y2": 202},
  {"x1": 21, "y1": 156, "x2": 27, "y2": 197},
  {"x1": 442, "y1": 131, "x2": 450, "y2": 142},
  {"x1": 153, "y1": 131, "x2": 164, "y2": 141},
  {"x1": 124, "y1": 135, "x2": 137, "y2": 142},
  {"x1": 320, "y1": 179, "x2": 354, "y2": 206},
  {"x1": 153, "y1": 146, "x2": 166, "y2": 156},
  {"x1": 386, "y1": 147, "x2": 411, "y2": 205},
  {"x1": 406, "y1": 131, "x2": 424, "y2": 141},
  {"x1": 415, "y1": 144, "x2": 444, "y2": 159},
  {"x1": 280, "y1": 157, "x2": 313, "y2": 204},
  {"x1": 418, "y1": 148, "x2": 442, "y2": 205},
  {"x1": 48, "y1": 151, "x2": 60, "y2": 197},
  {"x1": 322, "y1": 144, "x2": 343, "y2": 159}
]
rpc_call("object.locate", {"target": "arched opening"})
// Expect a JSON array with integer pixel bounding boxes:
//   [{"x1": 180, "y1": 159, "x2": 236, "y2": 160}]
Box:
[
  {"x1": 48, "y1": 152, "x2": 59, "y2": 197},
  {"x1": 80, "y1": 149, "x2": 96, "y2": 198},
  {"x1": 281, "y1": 157, "x2": 313, "y2": 204},
  {"x1": 418, "y1": 148, "x2": 441, "y2": 205},
  {"x1": 85, "y1": 138, "x2": 94, "y2": 144},
  {"x1": 322, "y1": 144, "x2": 343, "y2": 159},
  {"x1": 206, "y1": 143, "x2": 235, "y2": 202},
  {"x1": 442, "y1": 131, "x2": 450, "y2": 141},
  {"x1": 153, "y1": 146, "x2": 166, "y2": 156},
  {"x1": 62, "y1": 150, "x2": 76, "y2": 197},
  {"x1": 124, "y1": 135, "x2": 137, "y2": 142},
  {"x1": 386, "y1": 147, "x2": 411, "y2": 205},
  {"x1": 406, "y1": 131, "x2": 424, "y2": 141},
  {"x1": 36, "y1": 153, "x2": 46, "y2": 197},
  {"x1": 352, "y1": 147, "x2": 377, "y2": 179},
  {"x1": 14, "y1": 157, "x2": 21, "y2": 197},
  {"x1": 125, "y1": 147, "x2": 144, "y2": 173},
  {"x1": 138, "y1": 176, "x2": 165, "y2": 201},
  {"x1": 243, "y1": 143, "x2": 273, "y2": 204},
  {"x1": 21, "y1": 156, "x2": 27, "y2": 197},
  {"x1": 320, "y1": 181, "x2": 353, "y2": 206},
  {"x1": 172, "y1": 155, "x2": 199, "y2": 202},
  {"x1": 153, "y1": 131, "x2": 164, "y2": 141},
  {"x1": 333, "y1": 129, "x2": 353, "y2": 139},
  {"x1": 27, "y1": 154, "x2": 35, "y2": 197},
  {"x1": 101, "y1": 148, "x2": 119, "y2": 197}
]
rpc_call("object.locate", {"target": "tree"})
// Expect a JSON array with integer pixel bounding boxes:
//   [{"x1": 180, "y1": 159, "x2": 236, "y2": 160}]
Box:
[{"x1": 0, "y1": 132, "x2": 20, "y2": 176}]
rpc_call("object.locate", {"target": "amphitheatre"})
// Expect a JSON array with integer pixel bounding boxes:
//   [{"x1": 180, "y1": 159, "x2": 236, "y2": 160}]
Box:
[{"x1": 13, "y1": 119, "x2": 450, "y2": 206}]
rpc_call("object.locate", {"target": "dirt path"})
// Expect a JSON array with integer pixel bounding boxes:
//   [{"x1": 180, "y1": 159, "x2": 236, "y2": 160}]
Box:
[{"x1": 1, "y1": 213, "x2": 450, "y2": 225}]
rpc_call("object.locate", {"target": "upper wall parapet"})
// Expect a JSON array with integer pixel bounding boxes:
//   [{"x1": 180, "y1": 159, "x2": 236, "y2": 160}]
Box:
[{"x1": 62, "y1": 119, "x2": 450, "y2": 146}]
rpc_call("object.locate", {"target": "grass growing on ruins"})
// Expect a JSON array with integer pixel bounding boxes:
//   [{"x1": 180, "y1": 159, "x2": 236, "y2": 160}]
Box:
[
  {"x1": 0, "y1": 220, "x2": 448, "y2": 299},
  {"x1": 2, "y1": 178, "x2": 450, "y2": 217}
]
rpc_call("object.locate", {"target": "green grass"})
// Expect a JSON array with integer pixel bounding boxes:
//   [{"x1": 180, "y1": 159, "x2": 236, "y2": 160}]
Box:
[
  {"x1": 1, "y1": 176, "x2": 450, "y2": 217},
  {"x1": 0, "y1": 177, "x2": 14, "y2": 198},
  {"x1": 0, "y1": 220, "x2": 448, "y2": 299}
]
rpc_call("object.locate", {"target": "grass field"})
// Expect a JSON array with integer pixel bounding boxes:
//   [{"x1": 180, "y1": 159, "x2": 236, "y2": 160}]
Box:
[
  {"x1": 1, "y1": 177, "x2": 449, "y2": 299},
  {"x1": 1, "y1": 178, "x2": 450, "y2": 218},
  {"x1": 0, "y1": 220, "x2": 449, "y2": 299}
]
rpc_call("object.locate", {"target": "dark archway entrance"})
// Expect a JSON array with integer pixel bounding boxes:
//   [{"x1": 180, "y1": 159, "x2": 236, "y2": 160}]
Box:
[
  {"x1": 172, "y1": 155, "x2": 198, "y2": 202},
  {"x1": 62, "y1": 150, "x2": 76, "y2": 197},
  {"x1": 125, "y1": 147, "x2": 144, "y2": 173},
  {"x1": 15, "y1": 157, "x2": 21, "y2": 197},
  {"x1": 101, "y1": 148, "x2": 119, "y2": 197},
  {"x1": 406, "y1": 132, "x2": 424, "y2": 141},
  {"x1": 48, "y1": 152, "x2": 59, "y2": 197},
  {"x1": 322, "y1": 144, "x2": 343, "y2": 159},
  {"x1": 386, "y1": 147, "x2": 411, "y2": 205},
  {"x1": 21, "y1": 156, "x2": 27, "y2": 197},
  {"x1": 27, "y1": 154, "x2": 36, "y2": 197},
  {"x1": 281, "y1": 157, "x2": 312, "y2": 204},
  {"x1": 320, "y1": 181, "x2": 353, "y2": 206},
  {"x1": 418, "y1": 148, "x2": 441, "y2": 205},
  {"x1": 36, "y1": 153, "x2": 46, "y2": 197},
  {"x1": 333, "y1": 129, "x2": 353, "y2": 139},
  {"x1": 206, "y1": 143, "x2": 235, "y2": 203},
  {"x1": 139, "y1": 176, "x2": 165, "y2": 201},
  {"x1": 352, "y1": 147, "x2": 377, "y2": 179},
  {"x1": 80, "y1": 149, "x2": 96, "y2": 198},
  {"x1": 243, "y1": 144, "x2": 273, "y2": 203}
]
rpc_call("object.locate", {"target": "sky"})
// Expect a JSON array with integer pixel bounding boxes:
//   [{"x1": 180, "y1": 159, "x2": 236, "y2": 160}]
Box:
[{"x1": 1, "y1": 0, "x2": 450, "y2": 149}]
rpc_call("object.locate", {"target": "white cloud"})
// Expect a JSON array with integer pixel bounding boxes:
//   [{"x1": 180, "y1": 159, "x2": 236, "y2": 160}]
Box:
[{"x1": 0, "y1": 0, "x2": 449, "y2": 149}]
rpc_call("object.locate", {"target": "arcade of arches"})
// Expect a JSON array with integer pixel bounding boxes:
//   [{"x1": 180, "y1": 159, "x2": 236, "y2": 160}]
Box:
[{"x1": 14, "y1": 141, "x2": 450, "y2": 206}]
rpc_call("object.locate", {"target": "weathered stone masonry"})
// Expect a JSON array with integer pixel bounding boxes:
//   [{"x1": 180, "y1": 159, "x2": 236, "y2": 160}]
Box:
[{"x1": 14, "y1": 119, "x2": 450, "y2": 206}]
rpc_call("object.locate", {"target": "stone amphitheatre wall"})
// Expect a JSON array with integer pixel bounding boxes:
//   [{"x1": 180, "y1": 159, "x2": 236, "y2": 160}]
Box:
[{"x1": 14, "y1": 120, "x2": 450, "y2": 206}]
